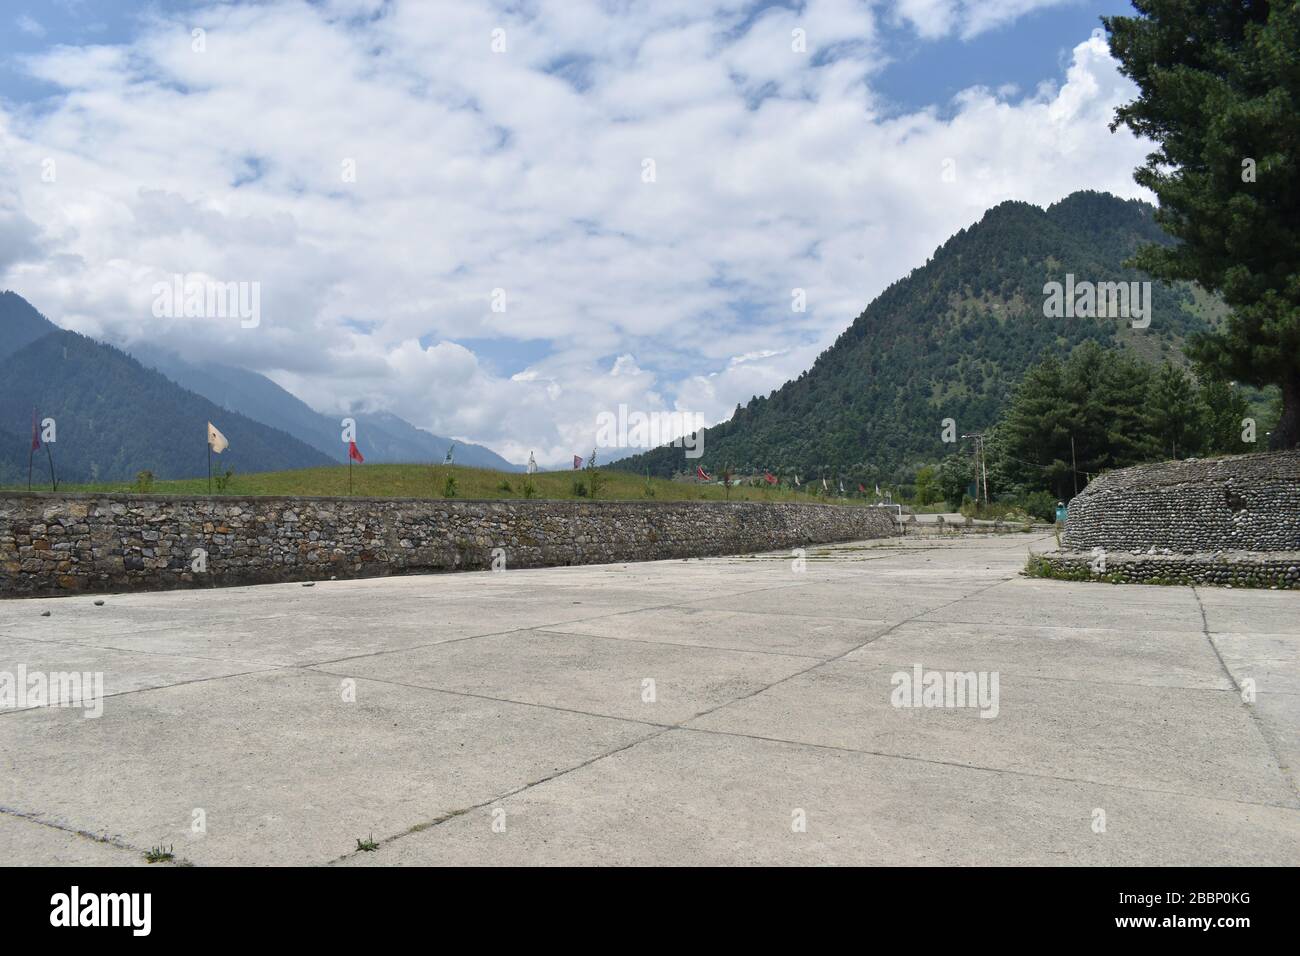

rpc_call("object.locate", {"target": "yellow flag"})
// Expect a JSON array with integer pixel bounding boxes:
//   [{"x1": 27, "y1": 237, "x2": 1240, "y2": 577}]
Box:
[{"x1": 207, "y1": 422, "x2": 229, "y2": 453}]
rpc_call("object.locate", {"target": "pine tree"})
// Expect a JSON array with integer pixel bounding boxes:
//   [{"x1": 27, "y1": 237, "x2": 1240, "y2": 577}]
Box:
[
  {"x1": 1106, "y1": 1, "x2": 1300, "y2": 447},
  {"x1": 1147, "y1": 362, "x2": 1203, "y2": 459}
]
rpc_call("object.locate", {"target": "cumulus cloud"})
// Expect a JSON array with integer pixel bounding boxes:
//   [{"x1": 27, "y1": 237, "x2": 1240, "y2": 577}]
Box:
[{"x1": 0, "y1": 1, "x2": 1148, "y2": 466}]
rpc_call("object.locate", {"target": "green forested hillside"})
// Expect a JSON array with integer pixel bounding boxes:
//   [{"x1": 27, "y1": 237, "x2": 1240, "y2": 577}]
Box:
[
  {"x1": 614, "y1": 191, "x2": 1218, "y2": 485},
  {"x1": 0, "y1": 330, "x2": 334, "y2": 483}
]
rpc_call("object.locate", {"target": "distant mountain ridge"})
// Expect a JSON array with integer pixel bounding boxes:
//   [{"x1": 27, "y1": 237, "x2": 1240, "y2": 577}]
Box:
[
  {"x1": 613, "y1": 190, "x2": 1220, "y2": 484},
  {"x1": 127, "y1": 345, "x2": 522, "y2": 472},
  {"x1": 0, "y1": 292, "x2": 520, "y2": 483}
]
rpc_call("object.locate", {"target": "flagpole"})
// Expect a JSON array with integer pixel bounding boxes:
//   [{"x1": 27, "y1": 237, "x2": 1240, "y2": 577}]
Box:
[
  {"x1": 208, "y1": 442, "x2": 212, "y2": 495},
  {"x1": 45, "y1": 441, "x2": 56, "y2": 491},
  {"x1": 349, "y1": 456, "x2": 353, "y2": 495},
  {"x1": 28, "y1": 407, "x2": 35, "y2": 492}
]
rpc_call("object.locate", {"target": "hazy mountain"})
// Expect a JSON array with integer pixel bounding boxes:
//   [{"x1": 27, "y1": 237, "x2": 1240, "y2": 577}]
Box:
[
  {"x1": 128, "y1": 345, "x2": 522, "y2": 471},
  {"x1": 0, "y1": 290, "x2": 60, "y2": 362},
  {"x1": 0, "y1": 329, "x2": 335, "y2": 483},
  {"x1": 614, "y1": 191, "x2": 1221, "y2": 484}
]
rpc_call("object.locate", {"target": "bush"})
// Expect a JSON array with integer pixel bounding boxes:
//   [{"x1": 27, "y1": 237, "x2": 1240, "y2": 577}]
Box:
[
  {"x1": 442, "y1": 474, "x2": 458, "y2": 498},
  {"x1": 522, "y1": 479, "x2": 537, "y2": 499},
  {"x1": 135, "y1": 470, "x2": 154, "y2": 493}
]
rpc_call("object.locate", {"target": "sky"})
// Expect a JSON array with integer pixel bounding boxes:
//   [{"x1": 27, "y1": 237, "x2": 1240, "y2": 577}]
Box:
[{"x1": 0, "y1": 0, "x2": 1147, "y2": 467}]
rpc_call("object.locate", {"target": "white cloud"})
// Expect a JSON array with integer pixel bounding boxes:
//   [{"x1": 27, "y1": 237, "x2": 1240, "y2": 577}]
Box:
[
  {"x1": 15, "y1": 15, "x2": 46, "y2": 38},
  {"x1": 0, "y1": 2, "x2": 1148, "y2": 467}
]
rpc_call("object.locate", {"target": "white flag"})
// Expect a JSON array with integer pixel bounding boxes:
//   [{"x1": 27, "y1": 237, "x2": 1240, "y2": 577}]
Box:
[
  {"x1": 527, "y1": 452, "x2": 537, "y2": 475},
  {"x1": 207, "y1": 422, "x2": 229, "y2": 454}
]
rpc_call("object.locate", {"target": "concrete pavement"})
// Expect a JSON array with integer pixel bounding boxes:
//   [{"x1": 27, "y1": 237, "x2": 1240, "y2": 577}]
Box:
[{"x1": 1, "y1": 533, "x2": 1296, "y2": 865}]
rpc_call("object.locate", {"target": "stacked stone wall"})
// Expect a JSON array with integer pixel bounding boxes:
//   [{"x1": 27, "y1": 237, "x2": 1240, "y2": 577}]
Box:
[{"x1": 0, "y1": 494, "x2": 896, "y2": 596}]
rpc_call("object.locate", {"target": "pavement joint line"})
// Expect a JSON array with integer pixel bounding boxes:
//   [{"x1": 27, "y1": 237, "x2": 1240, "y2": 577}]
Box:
[
  {"x1": 297, "y1": 665, "x2": 675, "y2": 730},
  {"x1": 319, "y1": 569, "x2": 1028, "y2": 863},
  {"x1": 521, "y1": 626, "x2": 837, "y2": 662},
  {"x1": 297, "y1": 578, "x2": 826, "y2": 668},
  {"x1": 1193, "y1": 586, "x2": 1298, "y2": 795},
  {"x1": 0, "y1": 805, "x2": 189, "y2": 865},
  {"x1": 324, "y1": 724, "x2": 674, "y2": 865},
  {"x1": 665, "y1": 726, "x2": 1300, "y2": 812},
  {"x1": 0, "y1": 664, "x2": 287, "y2": 719},
  {"x1": 673, "y1": 571, "x2": 1024, "y2": 728}
]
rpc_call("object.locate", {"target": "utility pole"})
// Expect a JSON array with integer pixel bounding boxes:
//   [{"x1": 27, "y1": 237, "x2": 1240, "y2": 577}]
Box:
[
  {"x1": 1070, "y1": 434, "x2": 1079, "y2": 497},
  {"x1": 961, "y1": 433, "x2": 988, "y2": 506}
]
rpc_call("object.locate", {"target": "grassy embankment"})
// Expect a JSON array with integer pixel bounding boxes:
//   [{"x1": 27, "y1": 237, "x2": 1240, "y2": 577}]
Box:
[{"x1": 8, "y1": 462, "x2": 877, "y2": 505}]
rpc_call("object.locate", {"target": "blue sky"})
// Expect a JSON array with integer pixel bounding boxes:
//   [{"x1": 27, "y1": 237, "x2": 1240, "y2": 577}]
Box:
[{"x1": 0, "y1": 0, "x2": 1149, "y2": 465}]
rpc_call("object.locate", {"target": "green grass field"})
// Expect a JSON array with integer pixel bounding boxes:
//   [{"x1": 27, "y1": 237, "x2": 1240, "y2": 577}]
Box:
[{"x1": 8, "y1": 462, "x2": 875, "y2": 505}]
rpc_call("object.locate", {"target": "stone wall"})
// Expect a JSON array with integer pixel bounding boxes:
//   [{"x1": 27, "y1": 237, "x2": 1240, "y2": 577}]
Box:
[
  {"x1": 0, "y1": 494, "x2": 896, "y2": 597},
  {"x1": 1062, "y1": 450, "x2": 1300, "y2": 553},
  {"x1": 1029, "y1": 550, "x2": 1300, "y2": 589}
]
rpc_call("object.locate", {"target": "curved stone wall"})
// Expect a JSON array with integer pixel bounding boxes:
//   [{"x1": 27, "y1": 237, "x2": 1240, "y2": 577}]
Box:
[
  {"x1": 1062, "y1": 451, "x2": 1300, "y2": 554},
  {"x1": 0, "y1": 494, "x2": 897, "y2": 597}
]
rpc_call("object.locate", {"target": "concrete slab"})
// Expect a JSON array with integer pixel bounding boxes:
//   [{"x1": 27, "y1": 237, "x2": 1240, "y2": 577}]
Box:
[
  {"x1": 1211, "y1": 632, "x2": 1300, "y2": 696},
  {"x1": 2, "y1": 534, "x2": 1296, "y2": 866},
  {"x1": 686, "y1": 660, "x2": 1296, "y2": 806},
  {"x1": 0, "y1": 634, "x2": 275, "y2": 712},
  {"x1": 0, "y1": 813, "x2": 152, "y2": 867},
  {"x1": 549, "y1": 605, "x2": 893, "y2": 659},
  {"x1": 313, "y1": 628, "x2": 815, "y2": 725},
  {"x1": 846, "y1": 620, "x2": 1231, "y2": 690},
  {"x1": 340, "y1": 729, "x2": 1300, "y2": 866},
  {"x1": 0, "y1": 668, "x2": 653, "y2": 866}
]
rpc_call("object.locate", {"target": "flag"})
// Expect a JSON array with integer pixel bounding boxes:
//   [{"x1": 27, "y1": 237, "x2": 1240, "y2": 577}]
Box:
[
  {"x1": 207, "y1": 422, "x2": 229, "y2": 453},
  {"x1": 30, "y1": 409, "x2": 40, "y2": 452},
  {"x1": 839, "y1": 480, "x2": 845, "y2": 494},
  {"x1": 858, "y1": 483, "x2": 867, "y2": 493},
  {"x1": 348, "y1": 441, "x2": 364, "y2": 463},
  {"x1": 696, "y1": 465, "x2": 711, "y2": 481},
  {"x1": 527, "y1": 452, "x2": 537, "y2": 475},
  {"x1": 573, "y1": 454, "x2": 583, "y2": 470},
  {"x1": 875, "y1": 483, "x2": 880, "y2": 496},
  {"x1": 444, "y1": 443, "x2": 455, "y2": 465},
  {"x1": 822, "y1": 477, "x2": 828, "y2": 491},
  {"x1": 763, "y1": 472, "x2": 777, "y2": 485},
  {"x1": 794, "y1": 474, "x2": 801, "y2": 486}
]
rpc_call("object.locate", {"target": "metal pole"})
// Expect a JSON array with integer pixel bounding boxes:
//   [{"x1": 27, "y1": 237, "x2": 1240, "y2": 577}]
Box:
[{"x1": 1070, "y1": 435, "x2": 1079, "y2": 496}]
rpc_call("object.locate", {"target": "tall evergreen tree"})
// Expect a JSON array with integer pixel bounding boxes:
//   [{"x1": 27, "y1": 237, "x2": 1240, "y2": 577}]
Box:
[
  {"x1": 1197, "y1": 373, "x2": 1254, "y2": 454},
  {"x1": 1106, "y1": 1, "x2": 1300, "y2": 448},
  {"x1": 1147, "y1": 361, "x2": 1204, "y2": 458}
]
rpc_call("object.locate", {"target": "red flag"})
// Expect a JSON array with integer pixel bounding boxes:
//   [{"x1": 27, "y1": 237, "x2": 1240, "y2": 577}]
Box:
[
  {"x1": 348, "y1": 441, "x2": 364, "y2": 463},
  {"x1": 573, "y1": 454, "x2": 583, "y2": 470},
  {"x1": 696, "y1": 466, "x2": 712, "y2": 481},
  {"x1": 30, "y1": 409, "x2": 40, "y2": 452},
  {"x1": 764, "y1": 472, "x2": 777, "y2": 485},
  {"x1": 858, "y1": 483, "x2": 867, "y2": 493}
]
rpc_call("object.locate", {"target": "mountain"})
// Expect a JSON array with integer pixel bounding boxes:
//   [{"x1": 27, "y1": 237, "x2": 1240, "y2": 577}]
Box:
[
  {"x1": 0, "y1": 290, "x2": 60, "y2": 362},
  {"x1": 613, "y1": 191, "x2": 1222, "y2": 484},
  {"x1": 0, "y1": 329, "x2": 335, "y2": 483},
  {"x1": 127, "y1": 345, "x2": 522, "y2": 471}
]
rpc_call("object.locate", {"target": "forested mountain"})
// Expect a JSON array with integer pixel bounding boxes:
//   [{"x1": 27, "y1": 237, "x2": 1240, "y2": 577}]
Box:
[
  {"x1": 0, "y1": 291, "x2": 521, "y2": 484},
  {"x1": 614, "y1": 191, "x2": 1221, "y2": 485},
  {"x1": 0, "y1": 329, "x2": 334, "y2": 483},
  {"x1": 129, "y1": 345, "x2": 522, "y2": 471},
  {"x1": 0, "y1": 291, "x2": 60, "y2": 362}
]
